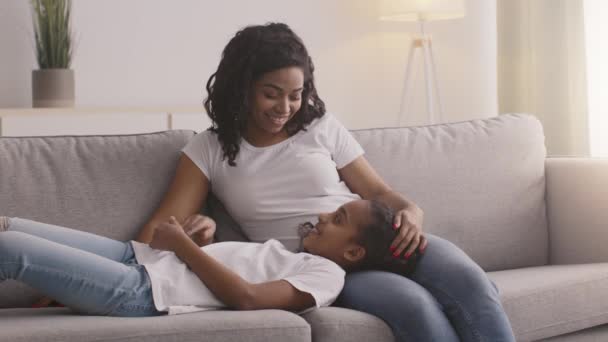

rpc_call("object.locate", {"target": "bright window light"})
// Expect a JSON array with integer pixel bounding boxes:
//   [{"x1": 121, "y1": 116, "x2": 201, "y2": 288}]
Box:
[{"x1": 584, "y1": 0, "x2": 608, "y2": 157}]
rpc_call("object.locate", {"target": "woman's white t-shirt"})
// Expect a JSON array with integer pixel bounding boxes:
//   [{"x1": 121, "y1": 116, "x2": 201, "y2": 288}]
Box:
[
  {"x1": 131, "y1": 239, "x2": 345, "y2": 315},
  {"x1": 181, "y1": 113, "x2": 365, "y2": 251}
]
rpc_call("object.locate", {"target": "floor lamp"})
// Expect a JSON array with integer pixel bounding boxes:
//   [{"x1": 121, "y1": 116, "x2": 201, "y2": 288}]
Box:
[{"x1": 380, "y1": 0, "x2": 466, "y2": 125}]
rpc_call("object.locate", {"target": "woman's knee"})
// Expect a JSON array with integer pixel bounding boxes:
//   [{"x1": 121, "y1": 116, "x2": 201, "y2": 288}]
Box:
[
  {"x1": 454, "y1": 262, "x2": 498, "y2": 300},
  {"x1": 416, "y1": 234, "x2": 498, "y2": 299},
  {"x1": 339, "y1": 271, "x2": 444, "y2": 315},
  {"x1": 337, "y1": 270, "x2": 461, "y2": 341}
]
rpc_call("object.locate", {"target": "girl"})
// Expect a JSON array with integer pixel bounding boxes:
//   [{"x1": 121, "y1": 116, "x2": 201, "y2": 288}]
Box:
[{"x1": 0, "y1": 200, "x2": 417, "y2": 316}]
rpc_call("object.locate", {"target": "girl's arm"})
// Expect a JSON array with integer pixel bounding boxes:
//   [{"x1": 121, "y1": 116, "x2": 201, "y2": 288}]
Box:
[{"x1": 151, "y1": 217, "x2": 315, "y2": 312}]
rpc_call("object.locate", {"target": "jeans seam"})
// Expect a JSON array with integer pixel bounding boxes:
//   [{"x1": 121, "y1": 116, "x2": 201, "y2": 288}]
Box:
[
  {"x1": 391, "y1": 322, "x2": 414, "y2": 341},
  {"x1": 121, "y1": 242, "x2": 136, "y2": 264},
  {"x1": 415, "y1": 273, "x2": 483, "y2": 342},
  {"x1": 1, "y1": 261, "x2": 136, "y2": 315},
  {"x1": 113, "y1": 301, "x2": 157, "y2": 315}
]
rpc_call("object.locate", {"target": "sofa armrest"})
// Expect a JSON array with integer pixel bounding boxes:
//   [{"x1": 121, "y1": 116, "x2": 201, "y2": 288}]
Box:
[{"x1": 546, "y1": 157, "x2": 608, "y2": 264}]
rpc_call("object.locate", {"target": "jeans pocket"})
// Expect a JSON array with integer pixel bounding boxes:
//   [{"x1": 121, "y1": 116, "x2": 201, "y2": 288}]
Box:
[
  {"x1": 109, "y1": 287, "x2": 162, "y2": 317},
  {"x1": 108, "y1": 266, "x2": 164, "y2": 317}
]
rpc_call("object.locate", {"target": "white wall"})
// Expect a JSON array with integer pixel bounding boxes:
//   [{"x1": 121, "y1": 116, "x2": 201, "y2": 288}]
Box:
[{"x1": 0, "y1": 0, "x2": 496, "y2": 129}]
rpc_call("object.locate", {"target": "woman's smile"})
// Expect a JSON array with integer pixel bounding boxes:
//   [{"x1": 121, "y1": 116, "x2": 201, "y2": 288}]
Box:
[{"x1": 265, "y1": 112, "x2": 290, "y2": 126}]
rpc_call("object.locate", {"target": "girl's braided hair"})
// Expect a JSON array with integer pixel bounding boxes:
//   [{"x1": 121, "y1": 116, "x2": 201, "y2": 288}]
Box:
[{"x1": 354, "y1": 200, "x2": 424, "y2": 276}]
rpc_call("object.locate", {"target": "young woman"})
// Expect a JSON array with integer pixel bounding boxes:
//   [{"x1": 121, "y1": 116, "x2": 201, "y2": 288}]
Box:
[{"x1": 0, "y1": 200, "x2": 415, "y2": 316}]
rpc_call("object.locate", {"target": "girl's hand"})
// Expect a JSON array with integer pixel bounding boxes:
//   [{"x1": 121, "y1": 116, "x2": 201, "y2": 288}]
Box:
[
  {"x1": 149, "y1": 216, "x2": 189, "y2": 252},
  {"x1": 390, "y1": 205, "x2": 428, "y2": 259},
  {"x1": 183, "y1": 214, "x2": 216, "y2": 247}
]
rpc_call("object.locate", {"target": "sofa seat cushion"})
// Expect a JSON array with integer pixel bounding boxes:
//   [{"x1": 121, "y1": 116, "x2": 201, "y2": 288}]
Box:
[
  {"x1": 488, "y1": 263, "x2": 608, "y2": 341},
  {"x1": 301, "y1": 307, "x2": 394, "y2": 342},
  {"x1": 0, "y1": 307, "x2": 310, "y2": 342},
  {"x1": 536, "y1": 323, "x2": 608, "y2": 341}
]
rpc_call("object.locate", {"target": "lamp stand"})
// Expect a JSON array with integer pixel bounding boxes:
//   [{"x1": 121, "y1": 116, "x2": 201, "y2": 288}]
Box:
[{"x1": 397, "y1": 21, "x2": 444, "y2": 126}]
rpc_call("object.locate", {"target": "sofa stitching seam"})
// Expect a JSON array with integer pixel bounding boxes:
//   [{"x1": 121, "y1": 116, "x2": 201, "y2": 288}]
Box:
[{"x1": 519, "y1": 311, "x2": 608, "y2": 336}]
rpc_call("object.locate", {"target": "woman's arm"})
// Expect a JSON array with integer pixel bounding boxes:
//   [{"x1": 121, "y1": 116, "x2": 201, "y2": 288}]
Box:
[
  {"x1": 337, "y1": 156, "x2": 415, "y2": 210},
  {"x1": 135, "y1": 154, "x2": 210, "y2": 243},
  {"x1": 338, "y1": 156, "x2": 428, "y2": 256},
  {"x1": 151, "y1": 217, "x2": 315, "y2": 312}
]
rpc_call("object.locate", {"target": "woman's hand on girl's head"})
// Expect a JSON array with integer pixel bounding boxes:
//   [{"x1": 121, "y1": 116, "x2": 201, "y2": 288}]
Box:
[
  {"x1": 389, "y1": 206, "x2": 428, "y2": 259},
  {"x1": 183, "y1": 214, "x2": 216, "y2": 247},
  {"x1": 149, "y1": 216, "x2": 190, "y2": 252}
]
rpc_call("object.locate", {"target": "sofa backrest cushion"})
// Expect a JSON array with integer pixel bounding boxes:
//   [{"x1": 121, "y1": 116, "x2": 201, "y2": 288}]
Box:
[
  {"x1": 0, "y1": 130, "x2": 194, "y2": 308},
  {"x1": 350, "y1": 113, "x2": 548, "y2": 271}
]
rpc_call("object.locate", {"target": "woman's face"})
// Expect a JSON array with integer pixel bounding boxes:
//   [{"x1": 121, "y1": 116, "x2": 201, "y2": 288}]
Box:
[
  {"x1": 248, "y1": 66, "x2": 304, "y2": 137},
  {"x1": 303, "y1": 200, "x2": 371, "y2": 267}
]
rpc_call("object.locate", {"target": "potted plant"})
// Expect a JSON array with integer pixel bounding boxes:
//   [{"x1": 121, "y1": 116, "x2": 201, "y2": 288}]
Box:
[{"x1": 31, "y1": 0, "x2": 75, "y2": 108}]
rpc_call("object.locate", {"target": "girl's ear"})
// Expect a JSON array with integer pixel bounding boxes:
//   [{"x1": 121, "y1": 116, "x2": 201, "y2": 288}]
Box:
[{"x1": 343, "y1": 245, "x2": 366, "y2": 263}]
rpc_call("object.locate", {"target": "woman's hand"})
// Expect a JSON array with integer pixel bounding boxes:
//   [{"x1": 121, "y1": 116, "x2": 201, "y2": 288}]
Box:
[
  {"x1": 182, "y1": 214, "x2": 216, "y2": 247},
  {"x1": 149, "y1": 216, "x2": 189, "y2": 252},
  {"x1": 390, "y1": 205, "x2": 428, "y2": 259}
]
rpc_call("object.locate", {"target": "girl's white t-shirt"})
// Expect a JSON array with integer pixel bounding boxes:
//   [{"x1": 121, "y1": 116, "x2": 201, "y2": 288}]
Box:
[
  {"x1": 181, "y1": 113, "x2": 365, "y2": 251},
  {"x1": 131, "y1": 239, "x2": 345, "y2": 315}
]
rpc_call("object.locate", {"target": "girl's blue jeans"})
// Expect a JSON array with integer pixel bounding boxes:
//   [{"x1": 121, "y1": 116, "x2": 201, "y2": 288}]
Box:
[
  {"x1": 334, "y1": 233, "x2": 516, "y2": 342},
  {"x1": 0, "y1": 217, "x2": 164, "y2": 317}
]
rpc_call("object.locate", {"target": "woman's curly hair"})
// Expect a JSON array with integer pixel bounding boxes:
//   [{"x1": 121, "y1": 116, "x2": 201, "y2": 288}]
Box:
[{"x1": 204, "y1": 22, "x2": 326, "y2": 166}]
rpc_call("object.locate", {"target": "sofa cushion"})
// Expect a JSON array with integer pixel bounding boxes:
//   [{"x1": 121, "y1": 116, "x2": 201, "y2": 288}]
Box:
[
  {"x1": 536, "y1": 323, "x2": 608, "y2": 341},
  {"x1": 0, "y1": 307, "x2": 310, "y2": 342},
  {"x1": 301, "y1": 307, "x2": 394, "y2": 342},
  {"x1": 488, "y1": 263, "x2": 608, "y2": 341},
  {"x1": 0, "y1": 130, "x2": 195, "y2": 308},
  {"x1": 351, "y1": 113, "x2": 548, "y2": 271}
]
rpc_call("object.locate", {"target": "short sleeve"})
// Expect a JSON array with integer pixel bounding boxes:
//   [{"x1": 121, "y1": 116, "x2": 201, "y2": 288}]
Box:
[
  {"x1": 180, "y1": 130, "x2": 217, "y2": 181},
  {"x1": 283, "y1": 258, "x2": 345, "y2": 314},
  {"x1": 325, "y1": 114, "x2": 365, "y2": 169}
]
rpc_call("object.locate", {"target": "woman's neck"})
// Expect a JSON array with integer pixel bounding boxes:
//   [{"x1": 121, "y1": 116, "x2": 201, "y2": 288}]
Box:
[{"x1": 244, "y1": 124, "x2": 290, "y2": 147}]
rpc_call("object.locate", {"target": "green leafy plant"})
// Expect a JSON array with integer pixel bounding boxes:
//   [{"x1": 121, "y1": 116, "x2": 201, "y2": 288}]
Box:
[{"x1": 31, "y1": 0, "x2": 73, "y2": 69}]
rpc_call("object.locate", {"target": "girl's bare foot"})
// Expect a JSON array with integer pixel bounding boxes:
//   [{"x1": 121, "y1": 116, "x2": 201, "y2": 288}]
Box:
[
  {"x1": 31, "y1": 296, "x2": 64, "y2": 308},
  {"x1": 0, "y1": 216, "x2": 9, "y2": 232}
]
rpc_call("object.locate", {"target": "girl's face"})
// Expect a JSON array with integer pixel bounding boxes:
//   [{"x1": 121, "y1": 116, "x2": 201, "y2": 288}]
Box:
[
  {"x1": 247, "y1": 67, "x2": 304, "y2": 140},
  {"x1": 302, "y1": 200, "x2": 371, "y2": 267}
]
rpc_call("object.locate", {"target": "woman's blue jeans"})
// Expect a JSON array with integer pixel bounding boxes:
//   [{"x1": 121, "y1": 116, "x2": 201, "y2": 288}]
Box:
[
  {"x1": 334, "y1": 233, "x2": 516, "y2": 342},
  {"x1": 0, "y1": 217, "x2": 164, "y2": 317}
]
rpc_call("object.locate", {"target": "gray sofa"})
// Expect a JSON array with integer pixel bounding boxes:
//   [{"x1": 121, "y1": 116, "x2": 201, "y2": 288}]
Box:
[{"x1": 1, "y1": 113, "x2": 607, "y2": 342}]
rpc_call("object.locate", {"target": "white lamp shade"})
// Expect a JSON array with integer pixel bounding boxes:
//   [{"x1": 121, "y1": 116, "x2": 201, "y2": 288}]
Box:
[{"x1": 380, "y1": 0, "x2": 466, "y2": 21}]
